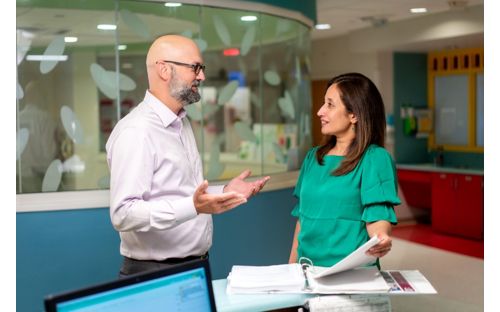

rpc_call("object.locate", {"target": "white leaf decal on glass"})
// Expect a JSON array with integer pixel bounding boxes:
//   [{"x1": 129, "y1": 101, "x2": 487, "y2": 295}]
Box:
[
  {"x1": 90, "y1": 64, "x2": 136, "y2": 98},
  {"x1": 181, "y1": 30, "x2": 193, "y2": 38},
  {"x1": 17, "y1": 81, "x2": 24, "y2": 100},
  {"x1": 278, "y1": 90, "x2": 295, "y2": 119},
  {"x1": 202, "y1": 104, "x2": 219, "y2": 118},
  {"x1": 90, "y1": 63, "x2": 117, "y2": 99},
  {"x1": 272, "y1": 142, "x2": 285, "y2": 163},
  {"x1": 250, "y1": 92, "x2": 260, "y2": 108},
  {"x1": 264, "y1": 70, "x2": 281, "y2": 86},
  {"x1": 119, "y1": 72, "x2": 136, "y2": 91},
  {"x1": 213, "y1": 15, "x2": 231, "y2": 46},
  {"x1": 235, "y1": 121, "x2": 257, "y2": 143},
  {"x1": 295, "y1": 56, "x2": 301, "y2": 82},
  {"x1": 16, "y1": 128, "x2": 29, "y2": 160},
  {"x1": 42, "y1": 159, "x2": 63, "y2": 192},
  {"x1": 184, "y1": 104, "x2": 202, "y2": 121},
  {"x1": 194, "y1": 38, "x2": 208, "y2": 52},
  {"x1": 120, "y1": 9, "x2": 151, "y2": 39},
  {"x1": 206, "y1": 141, "x2": 225, "y2": 180},
  {"x1": 60, "y1": 106, "x2": 84, "y2": 144},
  {"x1": 17, "y1": 29, "x2": 33, "y2": 65},
  {"x1": 40, "y1": 36, "x2": 65, "y2": 74},
  {"x1": 217, "y1": 80, "x2": 239, "y2": 106},
  {"x1": 240, "y1": 25, "x2": 256, "y2": 56}
]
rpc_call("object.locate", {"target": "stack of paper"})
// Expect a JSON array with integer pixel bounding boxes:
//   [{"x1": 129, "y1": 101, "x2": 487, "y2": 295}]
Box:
[
  {"x1": 227, "y1": 263, "x2": 305, "y2": 294},
  {"x1": 226, "y1": 236, "x2": 391, "y2": 294}
]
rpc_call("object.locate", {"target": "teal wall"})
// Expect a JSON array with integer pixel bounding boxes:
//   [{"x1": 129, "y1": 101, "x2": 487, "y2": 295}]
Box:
[
  {"x1": 16, "y1": 188, "x2": 296, "y2": 312},
  {"x1": 240, "y1": 0, "x2": 317, "y2": 23},
  {"x1": 393, "y1": 52, "x2": 483, "y2": 169}
]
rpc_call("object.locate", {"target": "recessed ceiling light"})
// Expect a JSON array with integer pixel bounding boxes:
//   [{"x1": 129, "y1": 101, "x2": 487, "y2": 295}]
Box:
[
  {"x1": 164, "y1": 2, "x2": 182, "y2": 7},
  {"x1": 64, "y1": 37, "x2": 78, "y2": 43},
  {"x1": 26, "y1": 55, "x2": 68, "y2": 61},
  {"x1": 315, "y1": 24, "x2": 331, "y2": 30},
  {"x1": 97, "y1": 24, "x2": 117, "y2": 30},
  {"x1": 118, "y1": 45, "x2": 127, "y2": 51},
  {"x1": 410, "y1": 8, "x2": 427, "y2": 13},
  {"x1": 241, "y1": 15, "x2": 257, "y2": 22}
]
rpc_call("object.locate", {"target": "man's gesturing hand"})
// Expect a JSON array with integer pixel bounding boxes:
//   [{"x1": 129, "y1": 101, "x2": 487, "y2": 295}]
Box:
[
  {"x1": 194, "y1": 180, "x2": 247, "y2": 214},
  {"x1": 224, "y1": 169, "x2": 271, "y2": 198}
]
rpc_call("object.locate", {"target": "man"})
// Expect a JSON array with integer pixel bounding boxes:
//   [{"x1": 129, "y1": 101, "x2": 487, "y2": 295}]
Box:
[{"x1": 106, "y1": 35, "x2": 270, "y2": 277}]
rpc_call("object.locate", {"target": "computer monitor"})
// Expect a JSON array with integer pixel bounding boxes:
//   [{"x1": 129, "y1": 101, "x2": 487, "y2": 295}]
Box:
[{"x1": 44, "y1": 258, "x2": 217, "y2": 312}]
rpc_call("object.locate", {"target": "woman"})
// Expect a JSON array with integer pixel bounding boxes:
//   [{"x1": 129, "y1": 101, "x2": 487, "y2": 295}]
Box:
[{"x1": 289, "y1": 72, "x2": 400, "y2": 268}]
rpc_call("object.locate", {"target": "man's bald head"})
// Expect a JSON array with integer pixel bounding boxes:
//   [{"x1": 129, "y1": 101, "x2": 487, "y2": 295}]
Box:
[
  {"x1": 146, "y1": 35, "x2": 201, "y2": 69},
  {"x1": 145, "y1": 35, "x2": 204, "y2": 113}
]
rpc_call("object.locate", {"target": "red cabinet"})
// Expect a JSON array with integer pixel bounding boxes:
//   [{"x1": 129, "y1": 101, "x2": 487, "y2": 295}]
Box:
[{"x1": 431, "y1": 173, "x2": 483, "y2": 239}]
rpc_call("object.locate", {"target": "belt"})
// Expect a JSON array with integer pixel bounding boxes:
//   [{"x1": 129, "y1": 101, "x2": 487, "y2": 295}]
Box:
[{"x1": 126, "y1": 253, "x2": 209, "y2": 265}]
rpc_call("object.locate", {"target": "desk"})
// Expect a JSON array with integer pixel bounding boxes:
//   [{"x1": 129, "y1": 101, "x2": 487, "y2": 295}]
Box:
[{"x1": 212, "y1": 279, "x2": 313, "y2": 312}]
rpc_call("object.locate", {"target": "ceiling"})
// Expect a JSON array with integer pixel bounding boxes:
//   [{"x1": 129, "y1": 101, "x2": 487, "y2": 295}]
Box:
[{"x1": 311, "y1": 0, "x2": 484, "y2": 40}]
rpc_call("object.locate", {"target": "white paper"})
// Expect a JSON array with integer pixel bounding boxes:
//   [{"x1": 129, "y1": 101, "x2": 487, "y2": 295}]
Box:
[
  {"x1": 306, "y1": 267, "x2": 390, "y2": 294},
  {"x1": 227, "y1": 263, "x2": 305, "y2": 294},
  {"x1": 311, "y1": 236, "x2": 380, "y2": 279}
]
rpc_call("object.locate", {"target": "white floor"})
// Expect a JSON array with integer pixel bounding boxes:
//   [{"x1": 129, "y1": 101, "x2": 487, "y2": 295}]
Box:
[{"x1": 382, "y1": 238, "x2": 484, "y2": 312}]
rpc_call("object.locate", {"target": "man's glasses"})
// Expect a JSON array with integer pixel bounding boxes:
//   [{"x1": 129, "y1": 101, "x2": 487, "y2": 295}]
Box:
[{"x1": 157, "y1": 60, "x2": 206, "y2": 75}]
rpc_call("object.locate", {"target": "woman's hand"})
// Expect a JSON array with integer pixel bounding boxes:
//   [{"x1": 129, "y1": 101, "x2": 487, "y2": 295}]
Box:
[{"x1": 366, "y1": 233, "x2": 392, "y2": 258}]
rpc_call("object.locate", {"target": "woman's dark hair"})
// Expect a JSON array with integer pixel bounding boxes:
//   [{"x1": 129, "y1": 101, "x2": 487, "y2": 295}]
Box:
[{"x1": 316, "y1": 72, "x2": 386, "y2": 176}]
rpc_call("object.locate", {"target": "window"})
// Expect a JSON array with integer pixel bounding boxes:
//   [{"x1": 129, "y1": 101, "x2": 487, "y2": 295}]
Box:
[
  {"x1": 428, "y1": 48, "x2": 483, "y2": 153},
  {"x1": 16, "y1": 0, "x2": 312, "y2": 197}
]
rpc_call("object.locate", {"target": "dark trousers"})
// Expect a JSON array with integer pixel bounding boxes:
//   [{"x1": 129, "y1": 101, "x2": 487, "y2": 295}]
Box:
[{"x1": 118, "y1": 253, "x2": 209, "y2": 279}]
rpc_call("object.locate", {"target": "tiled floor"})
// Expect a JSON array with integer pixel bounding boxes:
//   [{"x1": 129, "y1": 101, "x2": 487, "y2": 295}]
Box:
[{"x1": 384, "y1": 224, "x2": 484, "y2": 311}]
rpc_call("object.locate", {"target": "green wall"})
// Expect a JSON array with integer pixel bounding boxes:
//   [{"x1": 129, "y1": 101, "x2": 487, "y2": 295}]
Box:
[{"x1": 393, "y1": 52, "x2": 483, "y2": 169}]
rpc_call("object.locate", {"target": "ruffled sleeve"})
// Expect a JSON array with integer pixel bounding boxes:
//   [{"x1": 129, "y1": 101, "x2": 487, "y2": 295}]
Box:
[
  {"x1": 360, "y1": 146, "x2": 400, "y2": 224},
  {"x1": 291, "y1": 147, "x2": 317, "y2": 217}
]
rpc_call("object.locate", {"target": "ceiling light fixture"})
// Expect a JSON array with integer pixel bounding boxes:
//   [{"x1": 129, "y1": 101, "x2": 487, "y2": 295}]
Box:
[
  {"x1": 315, "y1": 24, "x2": 331, "y2": 30},
  {"x1": 64, "y1": 37, "x2": 78, "y2": 43},
  {"x1": 164, "y1": 2, "x2": 182, "y2": 7},
  {"x1": 97, "y1": 24, "x2": 117, "y2": 30},
  {"x1": 241, "y1": 16, "x2": 257, "y2": 22},
  {"x1": 410, "y1": 8, "x2": 428, "y2": 13},
  {"x1": 26, "y1": 55, "x2": 68, "y2": 61}
]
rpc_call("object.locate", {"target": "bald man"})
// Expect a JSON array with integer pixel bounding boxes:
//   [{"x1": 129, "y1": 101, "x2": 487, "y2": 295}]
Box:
[{"x1": 106, "y1": 35, "x2": 270, "y2": 277}]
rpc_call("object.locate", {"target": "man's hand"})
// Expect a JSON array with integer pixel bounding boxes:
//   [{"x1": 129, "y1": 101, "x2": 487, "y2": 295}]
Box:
[
  {"x1": 194, "y1": 180, "x2": 247, "y2": 214},
  {"x1": 224, "y1": 169, "x2": 271, "y2": 198}
]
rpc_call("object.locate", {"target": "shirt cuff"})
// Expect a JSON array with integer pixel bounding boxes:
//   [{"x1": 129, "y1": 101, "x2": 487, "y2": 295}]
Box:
[
  {"x1": 206, "y1": 185, "x2": 224, "y2": 194},
  {"x1": 172, "y1": 196, "x2": 198, "y2": 223}
]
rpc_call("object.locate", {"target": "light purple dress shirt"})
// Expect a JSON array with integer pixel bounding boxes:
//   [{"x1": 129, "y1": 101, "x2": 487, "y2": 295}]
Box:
[{"x1": 106, "y1": 91, "x2": 223, "y2": 260}]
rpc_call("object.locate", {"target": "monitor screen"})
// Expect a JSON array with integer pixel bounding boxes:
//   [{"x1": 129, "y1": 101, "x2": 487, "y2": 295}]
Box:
[{"x1": 45, "y1": 259, "x2": 216, "y2": 312}]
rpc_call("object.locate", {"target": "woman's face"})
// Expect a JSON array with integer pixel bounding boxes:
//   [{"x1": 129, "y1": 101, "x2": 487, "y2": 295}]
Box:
[{"x1": 317, "y1": 84, "x2": 357, "y2": 137}]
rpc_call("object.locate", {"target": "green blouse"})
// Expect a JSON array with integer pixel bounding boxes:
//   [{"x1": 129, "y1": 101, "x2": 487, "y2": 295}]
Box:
[{"x1": 291, "y1": 144, "x2": 400, "y2": 267}]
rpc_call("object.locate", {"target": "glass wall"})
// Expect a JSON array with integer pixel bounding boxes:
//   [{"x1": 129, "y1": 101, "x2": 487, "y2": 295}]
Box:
[{"x1": 16, "y1": 0, "x2": 312, "y2": 194}]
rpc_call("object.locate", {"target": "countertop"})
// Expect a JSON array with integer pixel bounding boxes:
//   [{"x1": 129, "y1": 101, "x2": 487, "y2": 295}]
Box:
[{"x1": 396, "y1": 163, "x2": 483, "y2": 176}]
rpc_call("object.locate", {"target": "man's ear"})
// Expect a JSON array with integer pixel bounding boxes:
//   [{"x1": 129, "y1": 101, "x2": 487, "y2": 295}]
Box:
[{"x1": 157, "y1": 63, "x2": 171, "y2": 81}]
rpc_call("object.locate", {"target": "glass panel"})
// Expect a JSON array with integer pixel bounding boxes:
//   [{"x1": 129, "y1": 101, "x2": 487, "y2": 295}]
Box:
[
  {"x1": 476, "y1": 73, "x2": 484, "y2": 147},
  {"x1": 17, "y1": 1, "x2": 117, "y2": 193},
  {"x1": 16, "y1": 0, "x2": 312, "y2": 194},
  {"x1": 434, "y1": 75, "x2": 469, "y2": 146}
]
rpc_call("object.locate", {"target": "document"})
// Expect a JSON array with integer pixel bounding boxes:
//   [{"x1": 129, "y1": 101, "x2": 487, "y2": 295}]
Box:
[
  {"x1": 227, "y1": 236, "x2": 389, "y2": 294},
  {"x1": 226, "y1": 236, "x2": 437, "y2": 295}
]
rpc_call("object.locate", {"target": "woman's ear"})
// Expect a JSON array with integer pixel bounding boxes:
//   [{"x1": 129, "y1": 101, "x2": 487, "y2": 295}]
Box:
[{"x1": 349, "y1": 113, "x2": 358, "y2": 125}]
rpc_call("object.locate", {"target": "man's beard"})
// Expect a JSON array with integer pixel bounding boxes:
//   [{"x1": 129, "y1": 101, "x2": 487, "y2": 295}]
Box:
[{"x1": 169, "y1": 71, "x2": 201, "y2": 106}]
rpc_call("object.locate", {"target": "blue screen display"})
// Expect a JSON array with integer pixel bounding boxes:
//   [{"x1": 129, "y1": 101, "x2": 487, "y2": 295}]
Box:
[{"x1": 57, "y1": 268, "x2": 212, "y2": 312}]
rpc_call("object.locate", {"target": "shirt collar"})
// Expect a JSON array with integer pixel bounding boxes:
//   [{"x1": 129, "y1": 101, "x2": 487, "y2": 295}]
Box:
[{"x1": 144, "y1": 90, "x2": 187, "y2": 129}]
